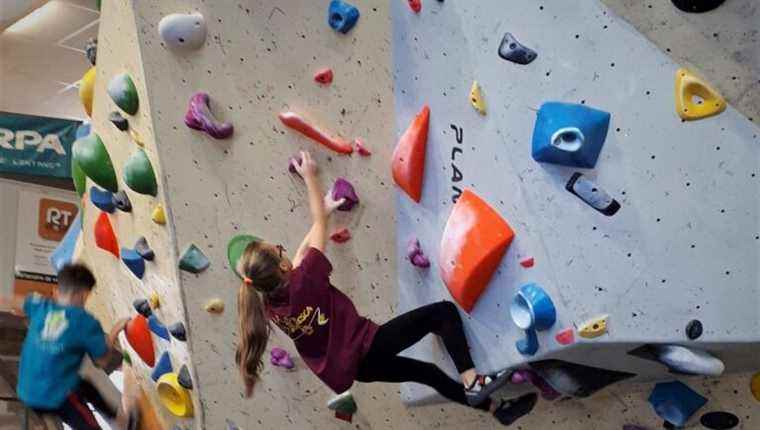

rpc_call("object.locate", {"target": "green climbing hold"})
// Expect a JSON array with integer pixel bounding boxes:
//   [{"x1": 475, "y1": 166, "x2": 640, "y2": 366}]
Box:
[
  {"x1": 179, "y1": 244, "x2": 210, "y2": 274},
  {"x1": 72, "y1": 159, "x2": 87, "y2": 197},
  {"x1": 327, "y1": 391, "x2": 357, "y2": 415},
  {"x1": 72, "y1": 133, "x2": 118, "y2": 192},
  {"x1": 108, "y1": 73, "x2": 139, "y2": 115},
  {"x1": 123, "y1": 150, "x2": 157, "y2": 196},
  {"x1": 227, "y1": 234, "x2": 261, "y2": 279},
  {"x1": 122, "y1": 351, "x2": 132, "y2": 365}
]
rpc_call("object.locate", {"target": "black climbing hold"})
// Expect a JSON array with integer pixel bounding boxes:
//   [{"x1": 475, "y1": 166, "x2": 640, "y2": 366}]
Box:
[
  {"x1": 498, "y1": 32, "x2": 537, "y2": 65},
  {"x1": 663, "y1": 420, "x2": 675, "y2": 429},
  {"x1": 178, "y1": 364, "x2": 193, "y2": 390},
  {"x1": 90, "y1": 186, "x2": 115, "y2": 213},
  {"x1": 700, "y1": 411, "x2": 739, "y2": 430},
  {"x1": 133, "y1": 298, "x2": 152, "y2": 318},
  {"x1": 529, "y1": 359, "x2": 635, "y2": 398},
  {"x1": 109, "y1": 111, "x2": 129, "y2": 131},
  {"x1": 112, "y1": 190, "x2": 132, "y2": 212},
  {"x1": 671, "y1": 0, "x2": 725, "y2": 13},
  {"x1": 134, "y1": 237, "x2": 155, "y2": 261},
  {"x1": 84, "y1": 38, "x2": 97, "y2": 66},
  {"x1": 168, "y1": 322, "x2": 187, "y2": 341},
  {"x1": 566, "y1": 172, "x2": 621, "y2": 216},
  {"x1": 686, "y1": 319, "x2": 703, "y2": 340}
]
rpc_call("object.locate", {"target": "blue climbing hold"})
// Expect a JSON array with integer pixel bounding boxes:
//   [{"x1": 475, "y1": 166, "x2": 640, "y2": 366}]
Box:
[
  {"x1": 648, "y1": 381, "x2": 707, "y2": 427},
  {"x1": 531, "y1": 102, "x2": 611, "y2": 169},
  {"x1": 151, "y1": 351, "x2": 172, "y2": 382},
  {"x1": 121, "y1": 248, "x2": 145, "y2": 279},
  {"x1": 49, "y1": 212, "x2": 82, "y2": 273},
  {"x1": 516, "y1": 329, "x2": 539, "y2": 356},
  {"x1": 328, "y1": 0, "x2": 359, "y2": 34},
  {"x1": 90, "y1": 186, "x2": 115, "y2": 213},
  {"x1": 148, "y1": 314, "x2": 170, "y2": 340}
]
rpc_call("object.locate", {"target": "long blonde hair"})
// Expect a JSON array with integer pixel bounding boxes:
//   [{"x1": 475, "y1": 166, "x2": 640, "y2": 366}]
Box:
[{"x1": 235, "y1": 241, "x2": 285, "y2": 397}]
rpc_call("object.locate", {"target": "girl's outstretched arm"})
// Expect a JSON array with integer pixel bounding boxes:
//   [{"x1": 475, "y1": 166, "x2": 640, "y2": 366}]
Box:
[{"x1": 293, "y1": 193, "x2": 345, "y2": 266}]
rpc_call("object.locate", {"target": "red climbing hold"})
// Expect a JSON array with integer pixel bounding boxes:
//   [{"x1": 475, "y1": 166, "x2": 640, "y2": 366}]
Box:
[
  {"x1": 408, "y1": 0, "x2": 422, "y2": 13},
  {"x1": 314, "y1": 68, "x2": 334, "y2": 85},
  {"x1": 94, "y1": 212, "x2": 119, "y2": 258},
  {"x1": 520, "y1": 257, "x2": 535, "y2": 268},
  {"x1": 354, "y1": 138, "x2": 371, "y2": 157},
  {"x1": 278, "y1": 111, "x2": 353, "y2": 155},
  {"x1": 392, "y1": 105, "x2": 429, "y2": 203},
  {"x1": 126, "y1": 315, "x2": 155, "y2": 367},
  {"x1": 555, "y1": 328, "x2": 575, "y2": 345},
  {"x1": 439, "y1": 189, "x2": 514, "y2": 313},
  {"x1": 330, "y1": 228, "x2": 352, "y2": 243}
]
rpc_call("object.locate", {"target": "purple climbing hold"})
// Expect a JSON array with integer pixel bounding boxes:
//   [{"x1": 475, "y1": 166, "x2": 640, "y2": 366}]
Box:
[
  {"x1": 331, "y1": 177, "x2": 359, "y2": 211},
  {"x1": 184, "y1": 92, "x2": 234, "y2": 139},
  {"x1": 271, "y1": 347, "x2": 295, "y2": 370},
  {"x1": 509, "y1": 369, "x2": 561, "y2": 401},
  {"x1": 407, "y1": 239, "x2": 430, "y2": 268},
  {"x1": 90, "y1": 186, "x2": 115, "y2": 213},
  {"x1": 288, "y1": 154, "x2": 303, "y2": 177}
]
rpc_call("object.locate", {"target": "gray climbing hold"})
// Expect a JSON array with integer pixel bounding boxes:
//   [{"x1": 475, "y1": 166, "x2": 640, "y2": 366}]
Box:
[
  {"x1": 566, "y1": 172, "x2": 620, "y2": 216},
  {"x1": 109, "y1": 111, "x2": 129, "y2": 131},
  {"x1": 530, "y1": 359, "x2": 635, "y2": 398},
  {"x1": 134, "y1": 237, "x2": 155, "y2": 261},
  {"x1": 179, "y1": 244, "x2": 210, "y2": 274},
  {"x1": 178, "y1": 364, "x2": 193, "y2": 390},
  {"x1": 84, "y1": 38, "x2": 97, "y2": 65},
  {"x1": 686, "y1": 319, "x2": 703, "y2": 340},
  {"x1": 168, "y1": 322, "x2": 186, "y2": 341},
  {"x1": 133, "y1": 298, "x2": 152, "y2": 317},
  {"x1": 112, "y1": 190, "x2": 132, "y2": 213},
  {"x1": 158, "y1": 12, "x2": 207, "y2": 50},
  {"x1": 498, "y1": 33, "x2": 537, "y2": 65}
]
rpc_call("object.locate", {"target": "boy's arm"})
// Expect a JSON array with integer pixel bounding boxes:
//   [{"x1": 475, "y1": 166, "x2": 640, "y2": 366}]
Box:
[
  {"x1": 0, "y1": 294, "x2": 27, "y2": 316},
  {"x1": 93, "y1": 317, "x2": 129, "y2": 369}
]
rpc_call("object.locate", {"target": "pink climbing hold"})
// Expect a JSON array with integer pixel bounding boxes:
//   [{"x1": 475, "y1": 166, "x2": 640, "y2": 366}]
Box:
[
  {"x1": 520, "y1": 257, "x2": 535, "y2": 268},
  {"x1": 555, "y1": 328, "x2": 575, "y2": 345},
  {"x1": 330, "y1": 228, "x2": 352, "y2": 243},
  {"x1": 407, "y1": 239, "x2": 430, "y2": 268},
  {"x1": 288, "y1": 154, "x2": 303, "y2": 177},
  {"x1": 314, "y1": 68, "x2": 334, "y2": 85},
  {"x1": 354, "y1": 138, "x2": 371, "y2": 157},
  {"x1": 510, "y1": 369, "x2": 561, "y2": 401},
  {"x1": 331, "y1": 177, "x2": 359, "y2": 211},
  {"x1": 408, "y1": 0, "x2": 422, "y2": 13},
  {"x1": 278, "y1": 111, "x2": 353, "y2": 155},
  {"x1": 184, "y1": 92, "x2": 234, "y2": 139},
  {"x1": 270, "y1": 347, "x2": 295, "y2": 370}
]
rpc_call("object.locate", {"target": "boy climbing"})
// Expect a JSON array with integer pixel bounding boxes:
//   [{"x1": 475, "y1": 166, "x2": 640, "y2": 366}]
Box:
[
  {"x1": 234, "y1": 150, "x2": 538, "y2": 426},
  {"x1": 0, "y1": 264, "x2": 139, "y2": 430}
]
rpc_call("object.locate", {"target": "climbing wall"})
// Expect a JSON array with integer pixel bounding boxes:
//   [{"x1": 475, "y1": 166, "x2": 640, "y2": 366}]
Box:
[
  {"x1": 77, "y1": 0, "x2": 760, "y2": 429},
  {"x1": 392, "y1": 0, "x2": 760, "y2": 406}
]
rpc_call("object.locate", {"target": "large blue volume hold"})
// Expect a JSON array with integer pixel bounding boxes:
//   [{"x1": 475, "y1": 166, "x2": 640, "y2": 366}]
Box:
[
  {"x1": 531, "y1": 102, "x2": 611, "y2": 169},
  {"x1": 328, "y1": 0, "x2": 359, "y2": 34}
]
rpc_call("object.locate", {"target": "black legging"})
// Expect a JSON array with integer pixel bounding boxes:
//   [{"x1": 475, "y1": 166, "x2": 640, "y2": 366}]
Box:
[{"x1": 356, "y1": 301, "x2": 491, "y2": 411}]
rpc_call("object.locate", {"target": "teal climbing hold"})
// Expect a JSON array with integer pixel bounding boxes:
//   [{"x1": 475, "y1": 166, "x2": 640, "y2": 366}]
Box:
[
  {"x1": 90, "y1": 186, "x2": 115, "y2": 213},
  {"x1": 108, "y1": 73, "x2": 139, "y2": 115},
  {"x1": 148, "y1": 314, "x2": 170, "y2": 340},
  {"x1": 121, "y1": 248, "x2": 145, "y2": 279},
  {"x1": 72, "y1": 159, "x2": 87, "y2": 197},
  {"x1": 179, "y1": 244, "x2": 210, "y2": 274},
  {"x1": 72, "y1": 133, "x2": 118, "y2": 192},
  {"x1": 123, "y1": 150, "x2": 158, "y2": 196},
  {"x1": 151, "y1": 351, "x2": 172, "y2": 382}
]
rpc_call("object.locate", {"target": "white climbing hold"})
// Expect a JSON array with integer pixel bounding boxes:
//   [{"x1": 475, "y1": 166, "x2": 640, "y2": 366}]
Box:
[{"x1": 159, "y1": 12, "x2": 207, "y2": 50}]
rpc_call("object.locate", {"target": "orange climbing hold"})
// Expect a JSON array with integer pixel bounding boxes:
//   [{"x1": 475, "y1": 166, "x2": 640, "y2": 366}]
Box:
[
  {"x1": 278, "y1": 111, "x2": 353, "y2": 155},
  {"x1": 392, "y1": 105, "x2": 430, "y2": 203},
  {"x1": 126, "y1": 315, "x2": 155, "y2": 367},
  {"x1": 439, "y1": 189, "x2": 514, "y2": 313},
  {"x1": 94, "y1": 212, "x2": 119, "y2": 258}
]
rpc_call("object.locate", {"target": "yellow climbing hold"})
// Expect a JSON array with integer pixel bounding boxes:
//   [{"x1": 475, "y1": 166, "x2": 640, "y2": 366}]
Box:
[
  {"x1": 204, "y1": 299, "x2": 224, "y2": 314},
  {"x1": 79, "y1": 67, "x2": 96, "y2": 117},
  {"x1": 152, "y1": 205, "x2": 166, "y2": 225},
  {"x1": 149, "y1": 292, "x2": 160, "y2": 310},
  {"x1": 469, "y1": 80, "x2": 486, "y2": 115},
  {"x1": 129, "y1": 129, "x2": 145, "y2": 147},
  {"x1": 157, "y1": 373, "x2": 193, "y2": 417},
  {"x1": 751, "y1": 372, "x2": 760, "y2": 402},
  {"x1": 675, "y1": 68, "x2": 726, "y2": 121},
  {"x1": 578, "y1": 315, "x2": 608, "y2": 339}
]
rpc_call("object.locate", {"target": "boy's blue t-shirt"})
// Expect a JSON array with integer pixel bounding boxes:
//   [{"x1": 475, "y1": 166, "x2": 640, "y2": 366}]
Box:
[{"x1": 17, "y1": 295, "x2": 108, "y2": 410}]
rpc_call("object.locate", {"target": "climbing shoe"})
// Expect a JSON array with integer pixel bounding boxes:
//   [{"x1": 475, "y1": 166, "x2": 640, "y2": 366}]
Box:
[
  {"x1": 465, "y1": 370, "x2": 512, "y2": 406},
  {"x1": 493, "y1": 393, "x2": 538, "y2": 426}
]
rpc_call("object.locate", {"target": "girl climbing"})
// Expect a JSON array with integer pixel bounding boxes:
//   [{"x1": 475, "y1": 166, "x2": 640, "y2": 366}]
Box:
[{"x1": 234, "y1": 150, "x2": 538, "y2": 426}]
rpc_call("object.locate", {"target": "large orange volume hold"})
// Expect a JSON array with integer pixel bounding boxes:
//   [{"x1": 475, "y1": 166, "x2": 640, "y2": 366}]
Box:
[
  {"x1": 392, "y1": 105, "x2": 430, "y2": 202},
  {"x1": 126, "y1": 315, "x2": 155, "y2": 367},
  {"x1": 439, "y1": 189, "x2": 514, "y2": 313}
]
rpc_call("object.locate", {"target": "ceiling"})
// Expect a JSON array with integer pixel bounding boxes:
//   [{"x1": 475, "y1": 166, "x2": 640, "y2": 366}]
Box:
[{"x1": 0, "y1": 0, "x2": 100, "y2": 120}]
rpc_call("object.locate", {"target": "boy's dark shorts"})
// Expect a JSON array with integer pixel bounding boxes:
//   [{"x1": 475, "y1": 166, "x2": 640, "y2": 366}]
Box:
[{"x1": 33, "y1": 380, "x2": 117, "y2": 430}]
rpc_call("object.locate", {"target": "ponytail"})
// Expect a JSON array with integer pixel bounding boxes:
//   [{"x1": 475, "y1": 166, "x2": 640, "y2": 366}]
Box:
[{"x1": 235, "y1": 241, "x2": 286, "y2": 397}]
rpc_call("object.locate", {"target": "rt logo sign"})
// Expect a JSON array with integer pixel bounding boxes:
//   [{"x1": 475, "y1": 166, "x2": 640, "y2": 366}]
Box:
[
  {"x1": 38, "y1": 199, "x2": 79, "y2": 242},
  {"x1": 0, "y1": 129, "x2": 66, "y2": 155}
]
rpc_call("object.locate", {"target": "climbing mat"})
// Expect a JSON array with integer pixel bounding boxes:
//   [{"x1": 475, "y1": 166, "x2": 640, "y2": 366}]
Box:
[{"x1": 392, "y1": 0, "x2": 760, "y2": 405}]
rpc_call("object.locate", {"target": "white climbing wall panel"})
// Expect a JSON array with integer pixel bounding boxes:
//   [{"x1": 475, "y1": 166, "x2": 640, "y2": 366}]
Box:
[{"x1": 392, "y1": 0, "x2": 760, "y2": 405}]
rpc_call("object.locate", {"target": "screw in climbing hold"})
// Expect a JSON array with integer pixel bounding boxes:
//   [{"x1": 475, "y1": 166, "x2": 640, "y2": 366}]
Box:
[
  {"x1": 469, "y1": 81, "x2": 487, "y2": 115},
  {"x1": 408, "y1": 0, "x2": 422, "y2": 13},
  {"x1": 109, "y1": 111, "x2": 129, "y2": 131},
  {"x1": 185, "y1": 92, "x2": 234, "y2": 139},
  {"x1": 178, "y1": 364, "x2": 193, "y2": 390},
  {"x1": 158, "y1": 12, "x2": 207, "y2": 50},
  {"x1": 565, "y1": 172, "x2": 621, "y2": 216},
  {"x1": 354, "y1": 138, "x2": 371, "y2": 156},
  {"x1": 498, "y1": 33, "x2": 537, "y2": 65},
  {"x1": 179, "y1": 244, "x2": 210, "y2": 274},
  {"x1": 168, "y1": 322, "x2": 187, "y2": 342},
  {"x1": 407, "y1": 238, "x2": 430, "y2": 268},
  {"x1": 204, "y1": 298, "x2": 224, "y2": 314},
  {"x1": 327, "y1": 0, "x2": 360, "y2": 34},
  {"x1": 686, "y1": 319, "x2": 703, "y2": 340},
  {"x1": 330, "y1": 228, "x2": 352, "y2": 243},
  {"x1": 133, "y1": 298, "x2": 152, "y2": 318},
  {"x1": 331, "y1": 178, "x2": 359, "y2": 211},
  {"x1": 314, "y1": 68, "x2": 334, "y2": 85},
  {"x1": 135, "y1": 237, "x2": 155, "y2": 261},
  {"x1": 112, "y1": 190, "x2": 132, "y2": 212}
]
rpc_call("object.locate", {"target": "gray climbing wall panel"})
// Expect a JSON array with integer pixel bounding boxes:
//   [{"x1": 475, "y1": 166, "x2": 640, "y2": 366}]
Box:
[{"x1": 392, "y1": 0, "x2": 760, "y2": 405}]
